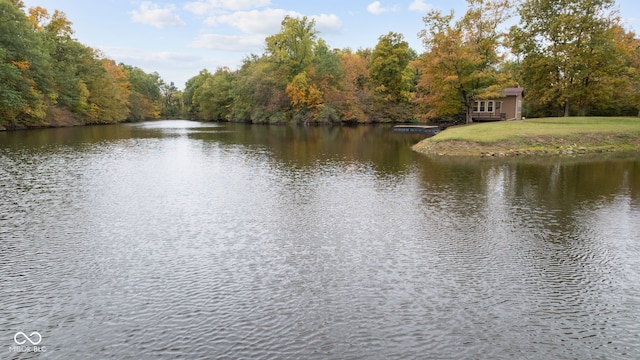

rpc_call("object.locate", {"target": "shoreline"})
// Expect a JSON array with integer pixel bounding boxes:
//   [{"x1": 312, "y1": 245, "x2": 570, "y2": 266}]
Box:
[
  {"x1": 412, "y1": 117, "x2": 640, "y2": 157},
  {"x1": 412, "y1": 139, "x2": 640, "y2": 157}
]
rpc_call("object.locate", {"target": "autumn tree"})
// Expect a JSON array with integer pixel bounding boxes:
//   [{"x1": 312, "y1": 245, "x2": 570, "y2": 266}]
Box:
[
  {"x1": 0, "y1": 1, "x2": 166, "y2": 128},
  {"x1": 286, "y1": 72, "x2": 323, "y2": 120},
  {"x1": 600, "y1": 26, "x2": 640, "y2": 116},
  {"x1": 510, "y1": 0, "x2": 632, "y2": 116},
  {"x1": 29, "y1": 6, "x2": 73, "y2": 38},
  {"x1": 264, "y1": 15, "x2": 346, "y2": 123},
  {"x1": 0, "y1": 0, "x2": 52, "y2": 127},
  {"x1": 84, "y1": 54, "x2": 130, "y2": 123},
  {"x1": 310, "y1": 39, "x2": 343, "y2": 122},
  {"x1": 415, "y1": 0, "x2": 512, "y2": 124},
  {"x1": 336, "y1": 49, "x2": 372, "y2": 122},
  {"x1": 122, "y1": 64, "x2": 161, "y2": 121},
  {"x1": 231, "y1": 55, "x2": 289, "y2": 123}
]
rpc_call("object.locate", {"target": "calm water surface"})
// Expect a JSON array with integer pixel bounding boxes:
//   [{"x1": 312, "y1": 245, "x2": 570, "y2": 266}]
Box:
[{"x1": 1, "y1": 120, "x2": 639, "y2": 359}]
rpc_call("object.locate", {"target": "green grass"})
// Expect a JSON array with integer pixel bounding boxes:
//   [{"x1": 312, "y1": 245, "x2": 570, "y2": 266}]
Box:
[
  {"x1": 431, "y1": 117, "x2": 640, "y2": 143},
  {"x1": 414, "y1": 117, "x2": 640, "y2": 156}
]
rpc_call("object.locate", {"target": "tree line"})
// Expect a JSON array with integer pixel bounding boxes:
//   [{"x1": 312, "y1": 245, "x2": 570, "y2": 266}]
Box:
[
  {"x1": 2, "y1": 0, "x2": 639, "y2": 130},
  {"x1": 0, "y1": 0, "x2": 180, "y2": 130},
  {"x1": 184, "y1": 0, "x2": 639, "y2": 125}
]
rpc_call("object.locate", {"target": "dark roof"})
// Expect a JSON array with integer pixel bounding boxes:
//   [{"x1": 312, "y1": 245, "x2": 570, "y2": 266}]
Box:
[{"x1": 503, "y1": 87, "x2": 524, "y2": 96}]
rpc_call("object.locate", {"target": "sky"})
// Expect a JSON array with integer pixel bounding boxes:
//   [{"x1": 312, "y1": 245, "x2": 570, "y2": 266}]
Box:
[{"x1": 21, "y1": 0, "x2": 640, "y2": 89}]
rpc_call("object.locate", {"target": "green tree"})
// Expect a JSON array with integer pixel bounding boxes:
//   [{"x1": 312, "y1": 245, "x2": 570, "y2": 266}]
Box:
[
  {"x1": 160, "y1": 80, "x2": 182, "y2": 118},
  {"x1": 0, "y1": 1, "x2": 171, "y2": 128},
  {"x1": 183, "y1": 69, "x2": 212, "y2": 120},
  {"x1": 369, "y1": 32, "x2": 414, "y2": 104},
  {"x1": 35, "y1": 13, "x2": 96, "y2": 118},
  {"x1": 193, "y1": 67, "x2": 234, "y2": 121},
  {"x1": 415, "y1": 0, "x2": 512, "y2": 124},
  {"x1": 312, "y1": 39, "x2": 342, "y2": 88},
  {"x1": 231, "y1": 55, "x2": 289, "y2": 123},
  {"x1": 510, "y1": 0, "x2": 627, "y2": 116},
  {"x1": 310, "y1": 39, "x2": 344, "y2": 122},
  {"x1": 82, "y1": 52, "x2": 130, "y2": 124},
  {"x1": 121, "y1": 64, "x2": 161, "y2": 121},
  {"x1": 0, "y1": 0, "x2": 52, "y2": 128},
  {"x1": 264, "y1": 16, "x2": 334, "y2": 123},
  {"x1": 265, "y1": 16, "x2": 318, "y2": 80}
]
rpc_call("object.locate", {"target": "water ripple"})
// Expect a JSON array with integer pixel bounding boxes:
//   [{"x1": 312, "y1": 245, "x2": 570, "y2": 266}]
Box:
[{"x1": 1, "y1": 123, "x2": 639, "y2": 359}]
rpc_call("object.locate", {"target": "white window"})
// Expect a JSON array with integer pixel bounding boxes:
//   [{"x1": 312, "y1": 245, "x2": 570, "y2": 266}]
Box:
[{"x1": 474, "y1": 100, "x2": 495, "y2": 113}]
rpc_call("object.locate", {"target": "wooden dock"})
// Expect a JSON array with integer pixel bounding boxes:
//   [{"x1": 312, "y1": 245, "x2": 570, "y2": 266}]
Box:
[{"x1": 393, "y1": 125, "x2": 439, "y2": 135}]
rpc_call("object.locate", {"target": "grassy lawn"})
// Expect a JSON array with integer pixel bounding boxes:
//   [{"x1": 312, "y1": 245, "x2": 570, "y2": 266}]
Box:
[{"x1": 413, "y1": 117, "x2": 640, "y2": 156}]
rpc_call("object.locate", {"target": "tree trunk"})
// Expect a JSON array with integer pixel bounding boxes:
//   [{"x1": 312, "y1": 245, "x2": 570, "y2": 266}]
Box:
[
  {"x1": 578, "y1": 104, "x2": 587, "y2": 117},
  {"x1": 564, "y1": 99, "x2": 570, "y2": 117}
]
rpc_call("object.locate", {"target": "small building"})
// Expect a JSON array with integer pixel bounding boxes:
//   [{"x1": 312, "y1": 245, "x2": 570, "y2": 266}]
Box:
[{"x1": 472, "y1": 87, "x2": 525, "y2": 122}]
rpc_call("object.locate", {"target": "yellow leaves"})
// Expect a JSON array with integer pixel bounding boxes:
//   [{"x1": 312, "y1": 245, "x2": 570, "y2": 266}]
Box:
[
  {"x1": 443, "y1": 75, "x2": 459, "y2": 83},
  {"x1": 88, "y1": 103, "x2": 101, "y2": 120},
  {"x1": 28, "y1": 6, "x2": 73, "y2": 37},
  {"x1": 28, "y1": 6, "x2": 48, "y2": 30},
  {"x1": 374, "y1": 85, "x2": 387, "y2": 94},
  {"x1": 140, "y1": 98, "x2": 161, "y2": 119},
  {"x1": 11, "y1": 60, "x2": 30, "y2": 71},
  {"x1": 46, "y1": 10, "x2": 73, "y2": 37},
  {"x1": 24, "y1": 86, "x2": 46, "y2": 120},
  {"x1": 286, "y1": 72, "x2": 323, "y2": 114},
  {"x1": 101, "y1": 58, "x2": 131, "y2": 108}
]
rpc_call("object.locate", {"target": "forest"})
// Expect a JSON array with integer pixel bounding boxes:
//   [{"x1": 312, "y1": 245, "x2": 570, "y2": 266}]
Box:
[
  {"x1": 0, "y1": 0, "x2": 179, "y2": 130},
  {"x1": 1, "y1": 0, "x2": 639, "y2": 130}
]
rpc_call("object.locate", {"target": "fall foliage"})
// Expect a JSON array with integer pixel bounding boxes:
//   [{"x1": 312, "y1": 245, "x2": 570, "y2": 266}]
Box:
[
  {"x1": 0, "y1": 0, "x2": 169, "y2": 130},
  {"x1": 2, "y1": 0, "x2": 639, "y2": 130}
]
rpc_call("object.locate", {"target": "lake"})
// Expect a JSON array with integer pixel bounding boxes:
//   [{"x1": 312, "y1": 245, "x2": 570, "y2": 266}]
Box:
[{"x1": 1, "y1": 120, "x2": 639, "y2": 359}]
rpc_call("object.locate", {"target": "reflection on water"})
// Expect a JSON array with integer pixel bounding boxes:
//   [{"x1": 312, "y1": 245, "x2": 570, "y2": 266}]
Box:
[{"x1": 1, "y1": 120, "x2": 639, "y2": 359}]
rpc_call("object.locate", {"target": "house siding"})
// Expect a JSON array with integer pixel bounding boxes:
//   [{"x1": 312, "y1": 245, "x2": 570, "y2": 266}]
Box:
[{"x1": 472, "y1": 88, "x2": 524, "y2": 121}]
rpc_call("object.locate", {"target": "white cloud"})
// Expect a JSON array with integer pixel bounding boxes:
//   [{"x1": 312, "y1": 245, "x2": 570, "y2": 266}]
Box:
[
  {"x1": 103, "y1": 47, "x2": 201, "y2": 67},
  {"x1": 211, "y1": 8, "x2": 298, "y2": 33},
  {"x1": 409, "y1": 0, "x2": 433, "y2": 12},
  {"x1": 190, "y1": 34, "x2": 265, "y2": 51},
  {"x1": 101, "y1": 47, "x2": 206, "y2": 84},
  {"x1": 130, "y1": 2, "x2": 185, "y2": 28},
  {"x1": 367, "y1": 1, "x2": 388, "y2": 15},
  {"x1": 312, "y1": 14, "x2": 343, "y2": 33},
  {"x1": 183, "y1": 2, "x2": 211, "y2": 15},
  {"x1": 189, "y1": 11, "x2": 342, "y2": 55},
  {"x1": 184, "y1": 1, "x2": 343, "y2": 54},
  {"x1": 203, "y1": 9, "x2": 342, "y2": 35},
  {"x1": 184, "y1": 0, "x2": 271, "y2": 15}
]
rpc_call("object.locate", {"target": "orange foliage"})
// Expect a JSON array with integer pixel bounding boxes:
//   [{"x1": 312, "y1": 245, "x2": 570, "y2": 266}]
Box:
[
  {"x1": 286, "y1": 72, "x2": 323, "y2": 115},
  {"x1": 11, "y1": 61, "x2": 30, "y2": 71},
  {"x1": 102, "y1": 58, "x2": 132, "y2": 107}
]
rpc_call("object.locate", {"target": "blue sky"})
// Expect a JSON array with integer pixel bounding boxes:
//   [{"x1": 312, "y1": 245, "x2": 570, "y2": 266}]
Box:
[{"x1": 21, "y1": 0, "x2": 640, "y2": 89}]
